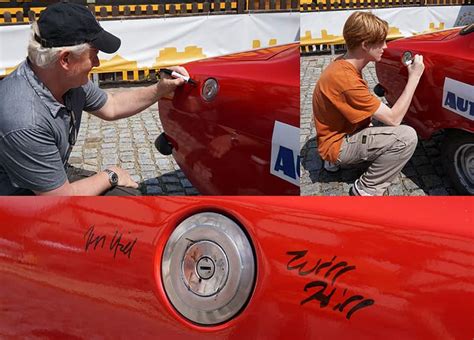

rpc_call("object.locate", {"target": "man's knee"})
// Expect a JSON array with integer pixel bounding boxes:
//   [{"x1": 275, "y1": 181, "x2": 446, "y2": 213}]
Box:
[{"x1": 396, "y1": 125, "x2": 418, "y2": 151}]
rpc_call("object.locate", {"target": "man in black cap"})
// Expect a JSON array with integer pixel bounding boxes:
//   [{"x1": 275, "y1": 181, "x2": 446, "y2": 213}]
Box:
[{"x1": 0, "y1": 1, "x2": 188, "y2": 196}]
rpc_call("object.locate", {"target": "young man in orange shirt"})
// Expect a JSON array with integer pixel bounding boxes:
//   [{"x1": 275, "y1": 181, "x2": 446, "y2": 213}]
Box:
[{"x1": 313, "y1": 11, "x2": 425, "y2": 196}]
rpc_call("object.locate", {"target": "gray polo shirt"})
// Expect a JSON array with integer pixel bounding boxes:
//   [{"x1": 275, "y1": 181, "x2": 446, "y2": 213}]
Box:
[{"x1": 0, "y1": 60, "x2": 107, "y2": 195}]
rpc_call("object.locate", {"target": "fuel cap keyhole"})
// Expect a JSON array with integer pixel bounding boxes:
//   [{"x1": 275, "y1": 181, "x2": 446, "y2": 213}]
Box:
[{"x1": 197, "y1": 256, "x2": 215, "y2": 279}]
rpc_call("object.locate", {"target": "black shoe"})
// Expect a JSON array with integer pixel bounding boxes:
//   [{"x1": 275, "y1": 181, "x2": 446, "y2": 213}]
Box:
[{"x1": 349, "y1": 187, "x2": 354, "y2": 196}]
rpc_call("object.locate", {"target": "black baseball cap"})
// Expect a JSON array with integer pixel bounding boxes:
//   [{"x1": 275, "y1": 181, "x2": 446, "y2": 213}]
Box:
[{"x1": 35, "y1": 1, "x2": 121, "y2": 53}]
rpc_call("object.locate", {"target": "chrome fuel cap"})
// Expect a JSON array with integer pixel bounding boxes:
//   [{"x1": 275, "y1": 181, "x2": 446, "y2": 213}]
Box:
[{"x1": 162, "y1": 212, "x2": 255, "y2": 325}]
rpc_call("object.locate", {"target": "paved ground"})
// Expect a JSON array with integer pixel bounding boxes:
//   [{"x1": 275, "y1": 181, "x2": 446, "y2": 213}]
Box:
[
  {"x1": 300, "y1": 54, "x2": 458, "y2": 196},
  {"x1": 69, "y1": 86, "x2": 199, "y2": 196}
]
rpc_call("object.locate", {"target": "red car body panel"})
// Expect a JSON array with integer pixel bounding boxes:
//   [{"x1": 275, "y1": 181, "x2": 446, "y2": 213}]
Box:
[
  {"x1": 1, "y1": 197, "x2": 473, "y2": 339},
  {"x1": 375, "y1": 27, "x2": 474, "y2": 139},
  {"x1": 157, "y1": 44, "x2": 300, "y2": 195}
]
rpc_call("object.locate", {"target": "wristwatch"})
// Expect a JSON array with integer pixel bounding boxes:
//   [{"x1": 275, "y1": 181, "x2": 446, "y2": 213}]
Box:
[{"x1": 104, "y1": 169, "x2": 118, "y2": 187}]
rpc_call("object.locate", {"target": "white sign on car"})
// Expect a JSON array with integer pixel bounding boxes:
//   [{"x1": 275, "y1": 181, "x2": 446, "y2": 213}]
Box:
[
  {"x1": 270, "y1": 121, "x2": 300, "y2": 186},
  {"x1": 442, "y1": 77, "x2": 474, "y2": 121}
]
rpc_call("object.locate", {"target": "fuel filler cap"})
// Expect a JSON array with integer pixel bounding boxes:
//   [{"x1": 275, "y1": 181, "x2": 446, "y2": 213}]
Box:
[{"x1": 162, "y1": 212, "x2": 255, "y2": 325}]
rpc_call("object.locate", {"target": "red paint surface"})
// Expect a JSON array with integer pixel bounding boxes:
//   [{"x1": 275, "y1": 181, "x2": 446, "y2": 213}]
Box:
[
  {"x1": 375, "y1": 28, "x2": 474, "y2": 139},
  {"x1": 158, "y1": 44, "x2": 300, "y2": 195},
  {"x1": 1, "y1": 197, "x2": 473, "y2": 339}
]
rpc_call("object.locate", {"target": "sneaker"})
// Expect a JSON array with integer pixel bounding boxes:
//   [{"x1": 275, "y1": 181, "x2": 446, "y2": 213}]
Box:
[
  {"x1": 324, "y1": 161, "x2": 340, "y2": 173},
  {"x1": 349, "y1": 179, "x2": 372, "y2": 196},
  {"x1": 349, "y1": 186, "x2": 359, "y2": 196}
]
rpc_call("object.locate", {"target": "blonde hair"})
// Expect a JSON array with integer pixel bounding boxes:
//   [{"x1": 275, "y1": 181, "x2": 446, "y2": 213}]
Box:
[
  {"x1": 343, "y1": 11, "x2": 388, "y2": 50},
  {"x1": 28, "y1": 21, "x2": 90, "y2": 68}
]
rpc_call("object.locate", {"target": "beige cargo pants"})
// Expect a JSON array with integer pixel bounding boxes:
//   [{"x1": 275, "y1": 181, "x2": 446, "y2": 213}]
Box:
[{"x1": 337, "y1": 125, "x2": 418, "y2": 196}]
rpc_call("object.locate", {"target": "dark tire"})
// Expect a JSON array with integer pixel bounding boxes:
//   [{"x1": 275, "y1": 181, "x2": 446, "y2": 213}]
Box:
[
  {"x1": 155, "y1": 133, "x2": 173, "y2": 156},
  {"x1": 442, "y1": 131, "x2": 474, "y2": 195}
]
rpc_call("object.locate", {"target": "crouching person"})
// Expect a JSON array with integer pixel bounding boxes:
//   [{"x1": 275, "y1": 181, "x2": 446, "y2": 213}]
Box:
[
  {"x1": 313, "y1": 11, "x2": 424, "y2": 195},
  {"x1": 0, "y1": 2, "x2": 187, "y2": 195}
]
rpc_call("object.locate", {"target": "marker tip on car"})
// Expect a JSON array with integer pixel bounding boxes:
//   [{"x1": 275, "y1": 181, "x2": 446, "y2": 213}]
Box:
[{"x1": 160, "y1": 68, "x2": 197, "y2": 85}]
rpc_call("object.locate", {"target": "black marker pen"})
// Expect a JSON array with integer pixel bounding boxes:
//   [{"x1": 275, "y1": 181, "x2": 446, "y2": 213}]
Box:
[{"x1": 160, "y1": 68, "x2": 196, "y2": 85}]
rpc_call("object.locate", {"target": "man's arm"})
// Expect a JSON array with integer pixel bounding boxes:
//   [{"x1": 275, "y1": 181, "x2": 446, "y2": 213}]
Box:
[
  {"x1": 373, "y1": 54, "x2": 425, "y2": 126},
  {"x1": 91, "y1": 66, "x2": 188, "y2": 121},
  {"x1": 34, "y1": 166, "x2": 138, "y2": 196}
]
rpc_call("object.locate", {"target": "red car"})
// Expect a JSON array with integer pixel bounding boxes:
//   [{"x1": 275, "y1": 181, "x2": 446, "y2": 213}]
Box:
[
  {"x1": 0, "y1": 197, "x2": 473, "y2": 338},
  {"x1": 375, "y1": 24, "x2": 474, "y2": 195},
  {"x1": 156, "y1": 44, "x2": 300, "y2": 195}
]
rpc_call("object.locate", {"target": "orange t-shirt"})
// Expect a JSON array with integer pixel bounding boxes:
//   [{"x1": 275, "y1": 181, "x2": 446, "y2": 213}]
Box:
[{"x1": 313, "y1": 60, "x2": 381, "y2": 163}]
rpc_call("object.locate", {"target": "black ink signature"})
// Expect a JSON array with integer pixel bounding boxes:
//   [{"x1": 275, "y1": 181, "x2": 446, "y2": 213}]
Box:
[
  {"x1": 84, "y1": 225, "x2": 106, "y2": 251},
  {"x1": 286, "y1": 250, "x2": 375, "y2": 320},
  {"x1": 84, "y1": 225, "x2": 137, "y2": 259}
]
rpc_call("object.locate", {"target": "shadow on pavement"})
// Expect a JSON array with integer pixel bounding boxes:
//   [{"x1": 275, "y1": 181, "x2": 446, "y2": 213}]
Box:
[{"x1": 140, "y1": 169, "x2": 200, "y2": 196}]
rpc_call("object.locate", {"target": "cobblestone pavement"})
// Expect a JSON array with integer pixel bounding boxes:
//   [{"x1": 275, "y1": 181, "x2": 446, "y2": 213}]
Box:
[
  {"x1": 300, "y1": 54, "x2": 458, "y2": 196},
  {"x1": 69, "y1": 86, "x2": 199, "y2": 196}
]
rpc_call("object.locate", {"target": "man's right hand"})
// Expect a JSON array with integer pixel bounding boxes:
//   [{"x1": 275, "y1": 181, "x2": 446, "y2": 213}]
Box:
[
  {"x1": 157, "y1": 66, "x2": 189, "y2": 98},
  {"x1": 407, "y1": 54, "x2": 424, "y2": 80}
]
